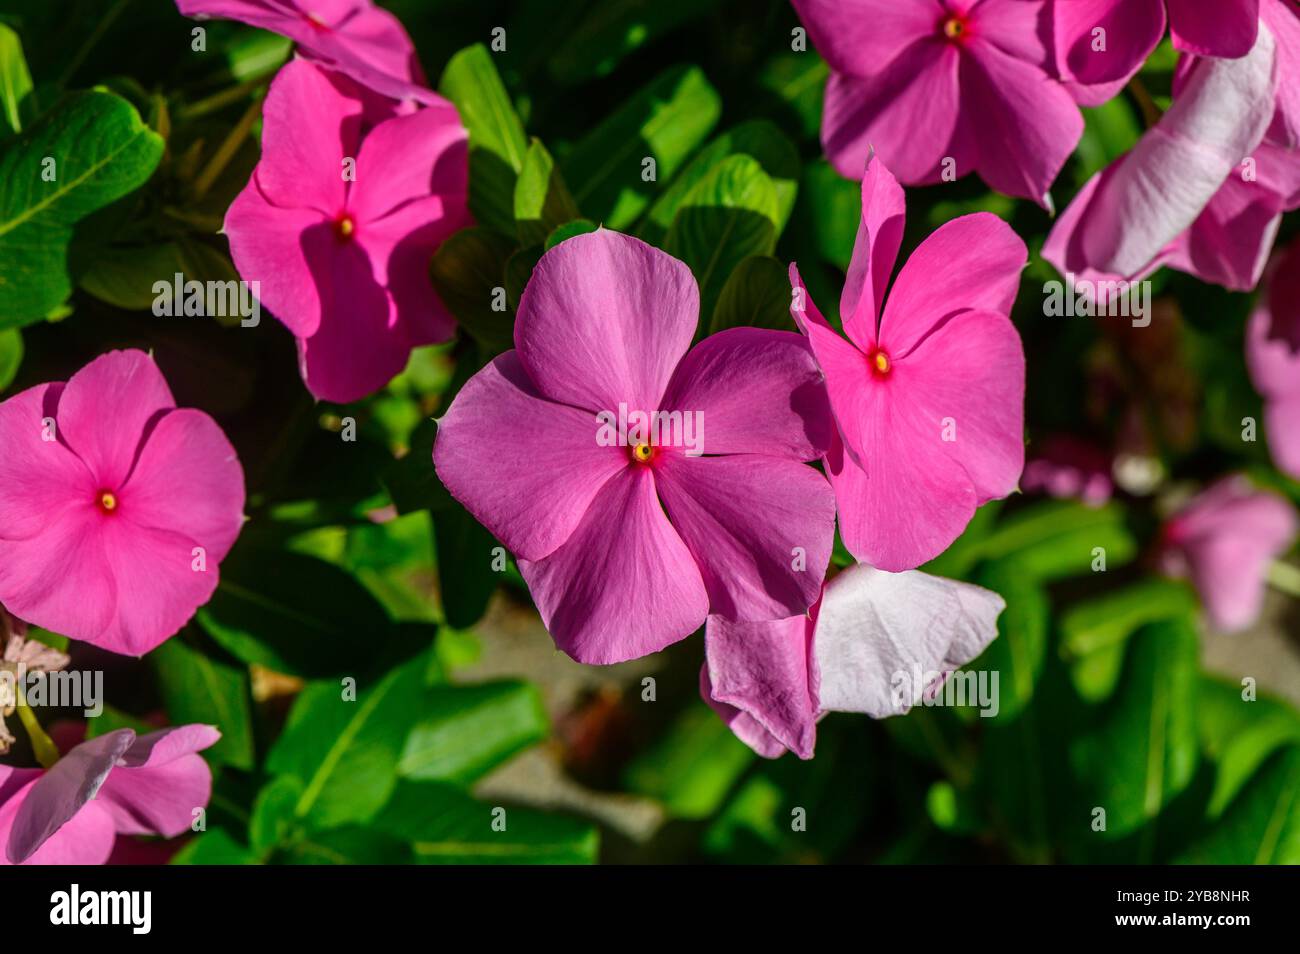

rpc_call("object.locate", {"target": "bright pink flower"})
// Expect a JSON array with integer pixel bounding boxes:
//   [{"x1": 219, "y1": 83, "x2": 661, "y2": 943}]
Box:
[
  {"x1": 1159, "y1": 476, "x2": 1298, "y2": 632},
  {"x1": 1022, "y1": 436, "x2": 1114, "y2": 507},
  {"x1": 1045, "y1": 20, "x2": 1300, "y2": 292},
  {"x1": 225, "y1": 59, "x2": 469, "y2": 403},
  {"x1": 1246, "y1": 237, "x2": 1300, "y2": 479},
  {"x1": 176, "y1": 0, "x2": 437, "y2": 103},
  {"x1": 790, "y1": 155, "x2": 1027, "y2": 571},
  {"x1": 0, "y1": 351, "x2": 245, "y2": 656},
  {"x1": 702, "y1": 564, "x2": 1004, "y2": 759},
  {"x1": 0, "y1": 725, "x2": 218, "y2": 865},
  {"x1": 433, "y1": 229, "x2": 836, "y2": 665},
  {"x1": 792, "y1": 0, "x2": 1083, "y2": 205}
]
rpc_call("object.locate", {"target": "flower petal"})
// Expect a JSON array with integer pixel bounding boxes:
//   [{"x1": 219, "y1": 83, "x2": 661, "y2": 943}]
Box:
[
  {"x1": 433, "y1": 352, "x2": 629, "y2": 561},
  {"x1": 518, "y1": 465, "x2": 708, "y2": 664},
  {"x1": 1054, "y1": 0, "x2": 1165, "y2": 92},
  {"x1": 704, "y1": 612, "x2": 818, "y2": 759},
  {"x1": 655, "y1": 452, "x2": 835, "y2": 622},
  {"x1": 699, "y1": 665, "x2": 795, "y2": 760},
  {"x1": 1168, "y1": 0, "x2": 1260, "y2": 58},
  {"x1": 813, "y1": 565, "x2": 1004, "y2": 718},
  {"x1": 659, "y1": 328, "x2": 832, "y2": 460},
  {"x1": 514, "y1": 229, "x2": 699, "y2": 413},
  {"x1": 54, "y1": 350, "x2": 175, "y2": 490},
  {"x1": 0, "y1": 791, "x2": 116, "y2": 866},
  {"x1": 789, "y1": 0, "x2": 938, "y2": 75},
  {"x1": 880, "y1": 212, "x2": 1027, "y2": 357},
  {"x1": 351, "y1": 102, "x2": 468, "y2": 223},
  {"x1": 99, "y1": 726, "x2": 219, "y2": 837},
  {"x1": 0, "y1": 383, "x2": 95, "y2": 542},
  {"x1": 839, "y1": 154, "x2": 906, "y2": 347},
  {"x1": 5, "y1": 729, "x2": 134, "y2": 864}
]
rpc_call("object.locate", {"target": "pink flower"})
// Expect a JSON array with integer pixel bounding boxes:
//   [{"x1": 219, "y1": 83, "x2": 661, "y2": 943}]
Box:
[
  {"x1": 702, "y1": 564, "x2": 1004, "y2": 759},
  {"x1": 225, "y1": 59, "x2": 469, "y2": 403},
  {"x1": 433, "y1": 229, "x2": 837, "y2": 665},
  {"x1": 0, "y1": 725, "x2": 218, "y2": 865},
  {"x1": 1247, "y1": 237, "x2": 1300, "y2": 479},
  {"x1": 0, "y1": 350, "x2": 246, "y2": 656},
  {"x1": 1022, "y1": 436, "x2": 1114, "y2": 507},
  {"x1": 790, "y1": 155, "x2": 1027, "y2": 571},
  {"x1": 1159, "y1": 476, "x2": 1298, "y2": 632},
  {"x1": 175, "y1": 0, "x2": 438, "y2": 104},
  {"x1": 1045, "y1": 19, "x2": 1300, "y2": 292},
  {"x1": 791, "y1": 0, "x2": 1083, "y2": 205}
]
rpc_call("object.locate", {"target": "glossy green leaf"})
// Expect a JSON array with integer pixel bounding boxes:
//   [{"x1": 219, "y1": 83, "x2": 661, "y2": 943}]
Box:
[
  {"x1": 624, "y1": 701, "x2": 753, "y2": 819},
  {"x1": 429, "y1": 225, "x2": 516, "y2": 354},
  {"x1": 398, "y1": 681, "x2": 547, "y2": 784},
  {"x1": 709, "y1": 255, "x2": 797, "y2": 335},
  {"x1": 0, "y1": 90, "x2": 163, "y2": 326},
  {"x1": 1177, "y1": 747, "x2": 1300, "y2": 864},
  {"x1": 0, "y1": 23, "x2": 33, "y2": 136},
  {"x1": 546, "y1": 0, "x2": 722, "y2": 85},
  {"x1": 969, "y1": 561, "x2": 1049, "y2": 721},
  {"x1": 0, "y1": 327, "x2": 20, "y2": 391},
  {"x1": 514, "y1": 138, "x2": 579, "y2": 247},
  {"x1": 149, "y1": 636, "x2": 255, "y2": 771}
]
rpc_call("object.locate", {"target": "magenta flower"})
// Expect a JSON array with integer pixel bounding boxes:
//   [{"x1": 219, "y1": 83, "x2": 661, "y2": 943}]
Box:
[
  {"x1": 791, "y1": 0, "x2": 1083, "y2": 205},
  {"x1": 0, "y1": 350, "x2": 246, "y2": 656},
  {"x1": 434, "y1": 229, "x2": 836, "y2": 664},
  {"x1": 1022, "y1": 436, "x2": 1114, "y2": 507},
  {"x1": 176, "y1": 0, "x2": 439, "y2": 103},
  {"x1": 1159, "y1": 477, "x2": 1298, "y2": 632},
  {"x1": 702, "y1": 564, "x2": 1004, "y2": 759},
  {"x1": 1045, "y1": 19, "x2": 1300, "y2": 292},
  {"x1": 791, "y1": 155, "x2": 1026, "y2": 571},
  {"x1": 1247, "y1": 237, "x2": 1300, "y2": 479},
  {"x1": 225, "y1": 59, "x2": 469, "y2": 403},
  {"x1": 0, "y1": 725, "x2": 218, "y2": 865},
  {"x1": 1055, "y1": 0, "x2": 1263, "y2": 106}
]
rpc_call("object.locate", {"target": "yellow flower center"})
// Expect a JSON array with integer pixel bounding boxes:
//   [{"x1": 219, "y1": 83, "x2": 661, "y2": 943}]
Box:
[
  {"x1": 336, "y1": 215, "x2": 356, "y2": 239},
  {"x1": 943, "y1": 16, "x2": 966, "y2": 39},
  {"x1": 631, "y1": 442, "x2": 655, "y2": 464},
  {"x1": 871, "y1": 350, "x2": 891, "y2": 375},
  {"x1": 99, "y1": 491, "x2": 118, "y2": 513}
]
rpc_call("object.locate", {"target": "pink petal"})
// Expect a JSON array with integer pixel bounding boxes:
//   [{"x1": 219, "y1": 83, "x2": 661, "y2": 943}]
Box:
[
  {"x1": 5, "y1": 729, "x2": 134, "y2": 864},
  {"x1": 699, "y1": 666, "x2": 790, "y2": 759},
  {"x1": 433, "y1": 352, "x2": 630, "y2": 562},
  {"x1": 1246, "y1": 241, "x2": 1300, "y2": 398},
  {"x1": 1053, "y1": 0, "x2": 1165, "y2": 92},
  {"x1": 255, "y1": 59, "x2": 360, "y2": 215},
  {"x1": 120, "y1": 408, "x2": 245, "y2": 563},
  {"x1": 880, "y1": 212, "x2": 1027, "y2": 357},
  {"x1": 518, "y1": 465, "x2": 708, "y2": 665},
  {"x1": 295, "y1": 226, "x2": 404, "y2": 404},
  {"x1": 514, "y1": 229, "x2": 698, "y2": 413},
  {"x1": 654, "y1": 453, "x2": 835, "y2": 622},
  {"x1": 659, "y1": 328, "x2": 832, "y2": 460},
  {"x1": 813, "y1": 565, "x2": 1005, "y2": 718},
  {"x1": 54, "y1": 350, "x2": 175, "y2": 490},
  {"x1": 0, "y1": 383, "x2": 95, "y2": 542},
  {"x1": 839, "y1": 154, "x2": 906, "y2": 347},
  {"x1": 704, "y1": 612, "x2": 818, "y2": 759},
  {"x1": 0, "y1": 790, "x2": 116, "y2": 866},
  {"x1": 789, "y1": 0, "x2": 938, "y2": 75},
  {"x1": 828, "y1": 310, "x2": 1025, "y2": 571},
  {"x1": 350, "y1": 102, "x2": 468, "y2": 223},
  {"x1": 355, "y1": 194, "x2": 468, "y2": 347},
  {"x1": 821, "y1": 41, "x2": 966, "y2": 185},
  {"x1": 1071, "y1": 30, "x2": 1278, "y2": 278},
  {"x1": 960, "y1": 38, "x2": 1083, "y2": 206},
  {"x1": 1168, "y1": 0, "x2": 1260, "y2": 58},
  {"x1": 100, "y1": 726, "x2": 219, "y2": 837},
  {"x1": 1262, "y1": 0, "x2": 1300, "y2": 147},
  {"x1": 1264, "y1": 395, "x2": 1300, "y2": 480},
  {"x1": 972, "y1": 0, "x2": 1055, "y2": 70},
  {"x1": 1163, "y1": 165, "x2": 1284, "y2": 291},
  {"x1": 225, "y1": 177, "x2": 331, "y2": 340}
]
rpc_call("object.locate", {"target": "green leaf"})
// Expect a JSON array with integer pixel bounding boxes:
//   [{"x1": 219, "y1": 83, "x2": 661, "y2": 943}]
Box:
[
  {"x1": 438, "y1": 44, "x2": 528, "y2": 235},
  {"x1": 0, "y1": 23, "x2": 33, "y2": 136},
  {"x1": 265, "y1": 652, "x2": 429, "y2": 830},
  {"x1": 969, "y1": 561, "x2": 1049, "y2": 721},
  {"x1": 249, "y1": 775, "x2": 305, "y2": 855},
  {"x1": 279, "y1": 826, "x2": 412, "y2": 865},
  {"x1": 641, "y1": 119, "x2": 800, "y2": 245},
  {"x1": 624, "y1": 701, "x2": 753, "y2": 819},
  {"x1": 429, "y1": 226, "x2": 517, "y2": 354},
  {"x1": 1071, "y1": 619, "x2": 1200, "y2": 839},
  {"x1": 709, "y1": 255, "x2": 796, "y2": 335},
  {"x1": 665, "y1": 154, "x2": 778, "y2": 325},
  {"x1": 197, "y1": 547, "x2": 395, "y2": 680},
  {"x1": 1177, "y1": 747, "x2": 1300, "y2": 864},
  {"x1": 758, "y1": 51, "x2": 828, "y2": 140},
  {"x1": 563, "y1": 65, "x2": 720, "y2": 229},
  {"x1": 398, "y1": 681, "x2": 547, "y2": 784},
  {"x1": 0, "y1": 327, "x2": 21, "y2": 391},
  {"x1": 1076, "y1": 97, "x2": 1142, "y2": 186},
  {"x1": 1197, "y1": 677, "x2": 1300, "y2": 817},
  {"x1": 514, "y1": 138, "x2": 579, "y2": 247},
  {"x1": 973, "y1": 500, "x2": 1138, "y2": 583},
  {"x1": 170, "y1": 829, "x2": 259, "y2": 865},
  {"x1": 85, "y1": 704, "x2": 151, "y2": 740},
  {"x1": 373, "y1": 780, "x2": 598, "y2": 864},
  {"x1": 0, "y1": 90, "x2": 164, "y2": 326},
  {"x1": 795, "y1": 160, "x2": 861, "y2": 270},
  {"x1": 431, "y1": 499, "x2": 502, "y2": 630},
  {"x1": 149, "y1": 636, "x2": 255, "y2": 771},
  {"x1": 545, "y1": 218, "x2": 598, "y2": 250},
  {"x1": 78, "y1": 238, "x2": 239, "y2": 314}
]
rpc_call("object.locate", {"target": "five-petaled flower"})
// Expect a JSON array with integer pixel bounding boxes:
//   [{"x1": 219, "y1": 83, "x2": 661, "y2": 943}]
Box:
[{"x1": 434, "y1": 228, "x2": 837, "y2": 664}]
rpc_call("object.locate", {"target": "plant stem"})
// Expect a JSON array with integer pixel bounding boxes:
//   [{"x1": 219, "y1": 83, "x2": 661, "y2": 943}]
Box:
[
  {"x1": 16, "y1": 688, "x2": 59, "y2": 769},
  {"x1": 179, "y1": 72, "x2": 275, "y2": 122},
  {"x1": 1267, "y1": 560, "x2": 1300, "y2": 599},
  {"x1": 192, "y1": 92, "x2": 264, "y2": 202}
]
